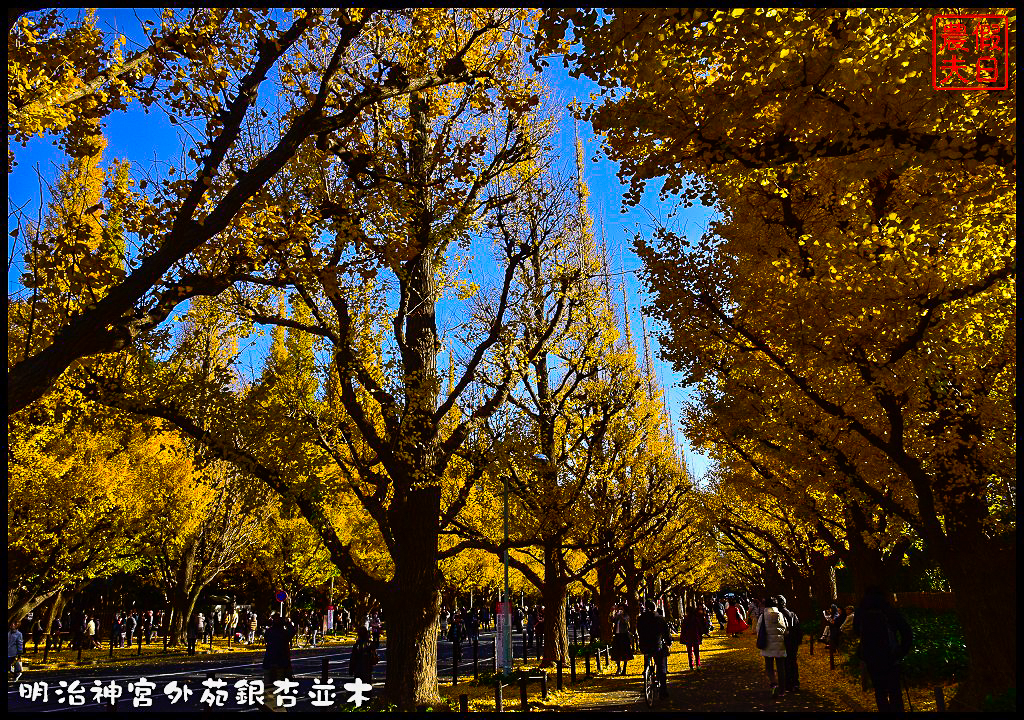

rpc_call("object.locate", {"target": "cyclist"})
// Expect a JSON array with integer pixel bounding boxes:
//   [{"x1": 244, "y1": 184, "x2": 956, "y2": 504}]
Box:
[{"x1": 636, "y1": 600, "x2": 672, "y2": 700}]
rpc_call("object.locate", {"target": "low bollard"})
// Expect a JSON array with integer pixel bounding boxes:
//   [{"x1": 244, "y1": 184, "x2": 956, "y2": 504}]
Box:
[
  {"x1": 77, "y1": 640, "x2": 83, "y2": 663},
  {"x1": 495, "y1": 683, "x2": 503, "y2": 712},
  {"x1": 43, "y1": 634, "x2": 51, "y2": 663},
  {"x1": 519, "y1": 677, "x2": 528, "y2": 712},
  {"x1": 569, "y1": 654, "x2": 576, "y2": 683},
  {"x1": 322, "y1": 657, "x2": 330, "y2": 683},
  {"x1": 536, "y1": 638, "x2": 541, "y2": 661},
  {"x1": 540, "y1": 671, "x2": 548, "y2": 700},
  {"x1": 522, "y1": 631, "x2": 528, "y2": 661},
  {"x1": 829, "y1": 644, "x2": 835, "y2": 670},
  {"x1": 109, "y1": 636, "x2": 114, "y2": 658},
  {"x1": 809, "y1": 637, "x2": 814, "y2": 656},
  {"x1": 934, "y1": 686, "x2": 946, "y2": 712},
  {"x1": 459, "y1": 694, "x2": 469, "y2": 712},
  {"x1": 556, "y1": 661, "x2": 563, "y2": 690},
  {"x1": 585, "y1": 651, "x2": 592, "y2": 678}
]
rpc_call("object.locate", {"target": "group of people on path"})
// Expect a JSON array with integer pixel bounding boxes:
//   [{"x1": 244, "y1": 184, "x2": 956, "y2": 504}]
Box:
[{"x1": 599, "y1": 588, "x2": 913, "y2": 713}]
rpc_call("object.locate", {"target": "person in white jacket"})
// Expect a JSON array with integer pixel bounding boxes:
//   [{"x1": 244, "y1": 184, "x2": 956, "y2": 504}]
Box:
[{"x1": 757, "y1": 597, "x2": 789, "y2": 697}]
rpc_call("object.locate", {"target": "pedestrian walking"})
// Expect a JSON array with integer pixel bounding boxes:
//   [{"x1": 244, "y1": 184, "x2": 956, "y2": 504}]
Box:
[
  {"x1": 52, "y1": 615, "x2": 64, "y2": 650},
  {"x1": 679, "y1": 605, "x2": 704, "y2": 670},
  {"x1": 756, "y1": 597, "x2": 789, "y2": 698},
  {"x1": 187, "y1": 613, "x2": 204, "y2": 655},
  {"x1": 610, "y1": 602, "x2": 635, "y2": 675},
  {"x1": 125, "y1": 611, "x2": 138, "y2": 648},
  {"x1": 637, "y1": 600, "x2": 672, "y2": 699},
  {"x1": 854, "y1": 586, "x2": 913, "y2": 712},
  {"x1": 775, "y1": 595, "x2": 802, "y2": 692},
  {"x1": 714, "y1": 599, "x2": 727, "y2": 632},
  {"x1": 30, "y1": 615, "x2": 44, "y2": 651},
  {"x1": 263, "y1": 614, "x2": 297, "y2": 707},
  {"x1": 368, "y1": 612, "x2": 382, "y2": 645},
  {"x1": 8, "y1": 621, "x2": 25, "y2": 682},
  {"x1": 725, "y1": 599, "x2": 748, "y2": 637},
  {"x1": 525, "y1": 606, "x2": 537, "y2": 649},
  {"x1": 349, "y1": 626, "x2": 378, "y2": 682},
  {"x1": 142, "y1": 610, "x2": 154, "y2": 644},
  {"x1": 248, "y1": 612, "x2": 259, "y2": 645}
]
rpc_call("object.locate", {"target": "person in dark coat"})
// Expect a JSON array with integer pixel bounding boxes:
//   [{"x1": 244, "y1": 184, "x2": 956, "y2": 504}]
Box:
[
  {"x1": 349, "y1": 626, "x2": 378, "y2": 682},
  {"x1": 775, "y1": 595, "x2": 802, "y2": 692},
  {"x1": 610, "y1": 602, "x2": 635, "y2": 674},
  {"x1": 637, "y1": 600, "x2": 672, "y2": 698},
  {"x1": 142, "y1": 611, "x2": 154, "y2": 644},
  {"x1": 714, "y1": 599, "x2": 727, "y2": 632},
  {"x1": 679, "y1": 605, "x2": 704, "y2": 669},
  {"x1": 854, "y1": 587, "x2": 913, "y2": 712},
  {"x1": 261, "y1": 614, "x2": 296, "y2": 708},
  {"x1": 525, "y1": 606, "x2": 537, "y2": 649},
  {"x1": 263, "y1": 614, "x2": 297, "y2": 679},
  {"x1": 125, "y1": 612, "x2": 138, "y2": 647}
]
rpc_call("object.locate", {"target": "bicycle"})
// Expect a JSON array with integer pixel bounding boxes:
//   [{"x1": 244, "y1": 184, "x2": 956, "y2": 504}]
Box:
[{"x1": 643, "y1": 645, "x2": 668, "y2": 707}]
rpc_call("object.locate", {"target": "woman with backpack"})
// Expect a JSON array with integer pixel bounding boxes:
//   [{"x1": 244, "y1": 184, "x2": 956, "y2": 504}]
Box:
[{"x1": 756, "y1": 597, "x2": 789, "y2": 698}]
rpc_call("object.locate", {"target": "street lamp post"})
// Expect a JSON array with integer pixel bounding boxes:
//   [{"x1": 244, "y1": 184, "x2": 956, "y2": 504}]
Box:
[{"x1": 502, "y1": 474, "x2": 512, "y2": 674}]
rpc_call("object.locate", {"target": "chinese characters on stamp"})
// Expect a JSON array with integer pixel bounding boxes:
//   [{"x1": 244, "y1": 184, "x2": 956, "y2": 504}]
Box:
[{"x1": 932, "y1": 14, "x2": 1010, "y2": 90}]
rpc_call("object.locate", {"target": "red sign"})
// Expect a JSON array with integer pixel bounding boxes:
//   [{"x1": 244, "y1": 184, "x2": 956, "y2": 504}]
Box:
[{"x1": 932, "y1": 14, "x2": 1009, "y2": 90}]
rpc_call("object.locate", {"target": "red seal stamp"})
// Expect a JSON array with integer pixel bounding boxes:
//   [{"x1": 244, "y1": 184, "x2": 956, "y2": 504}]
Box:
[{"x1": 932, "y1": 14, "x2": 1010, "y2": 90}]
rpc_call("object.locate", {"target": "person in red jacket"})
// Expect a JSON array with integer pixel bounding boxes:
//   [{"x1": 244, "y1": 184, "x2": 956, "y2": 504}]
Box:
[
  {"x1": 679, "y1": 606, "x2": 705, "y2": 669},
  {"x1": 725, "y1": 599, "x2": 749, "y2": 637}
]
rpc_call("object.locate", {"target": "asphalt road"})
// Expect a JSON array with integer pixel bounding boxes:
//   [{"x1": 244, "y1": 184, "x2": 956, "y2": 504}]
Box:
[{"x1": 7, "y1": 627, "x2": 563, "y2": 712}]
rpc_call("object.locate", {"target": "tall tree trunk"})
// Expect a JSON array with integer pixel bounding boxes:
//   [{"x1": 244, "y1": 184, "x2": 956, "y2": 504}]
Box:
[
  {"x1": 382, "y1": 485, "x2": 443, "y2": 709},
  {"x1": 940, "y1": 542, "x2": 1015, "y2": 710},
  {"x1": 374, "y1": 90, "x2": 447, "y2": 709},
  {"x1": 595, "y1": 555, "x2": 616, "y2": 643},
  {"x1": 541, "y1": 539, "x2": 569, "y2": 667},
  {"x1": 43, "y1": 590, "x2": 64, "y2": 637},
  {"x1": 622, "y1": 549, "x2": 641, "y2": 623},
  {"x1": 7, "y1": 588, "x2": 60, "y2": 625}
]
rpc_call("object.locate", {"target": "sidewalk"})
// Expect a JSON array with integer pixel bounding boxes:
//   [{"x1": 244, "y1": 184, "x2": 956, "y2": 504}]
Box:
[{"x1": 552, "y1": 628, "x2": 873, "y2": 712}]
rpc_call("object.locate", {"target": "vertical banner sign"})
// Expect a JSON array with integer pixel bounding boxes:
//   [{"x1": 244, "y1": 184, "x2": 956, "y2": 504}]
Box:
[
  {"x1": 326, "y1": 605, "x2": 334, "y2": 631},
  {"x1": 495, "y1": 601, "x2": 509, "y2": 671}
]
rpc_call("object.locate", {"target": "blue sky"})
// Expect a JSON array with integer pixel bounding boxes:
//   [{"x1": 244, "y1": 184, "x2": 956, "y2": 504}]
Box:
[{"x1": 7, "y1": 9, "x2": 713, "y2": 482}]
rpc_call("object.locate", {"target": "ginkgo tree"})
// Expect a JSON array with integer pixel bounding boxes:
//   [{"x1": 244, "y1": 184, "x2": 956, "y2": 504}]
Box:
[
  {"x1": 8, "y1": 8, "x2": 518, "y2": 415},
  {"x1": 82, "y1": 9, "x2": 592, "y2": 708},
  {"x1": 540, "y1": 7, "x2": 1016, "y2": 707}
]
